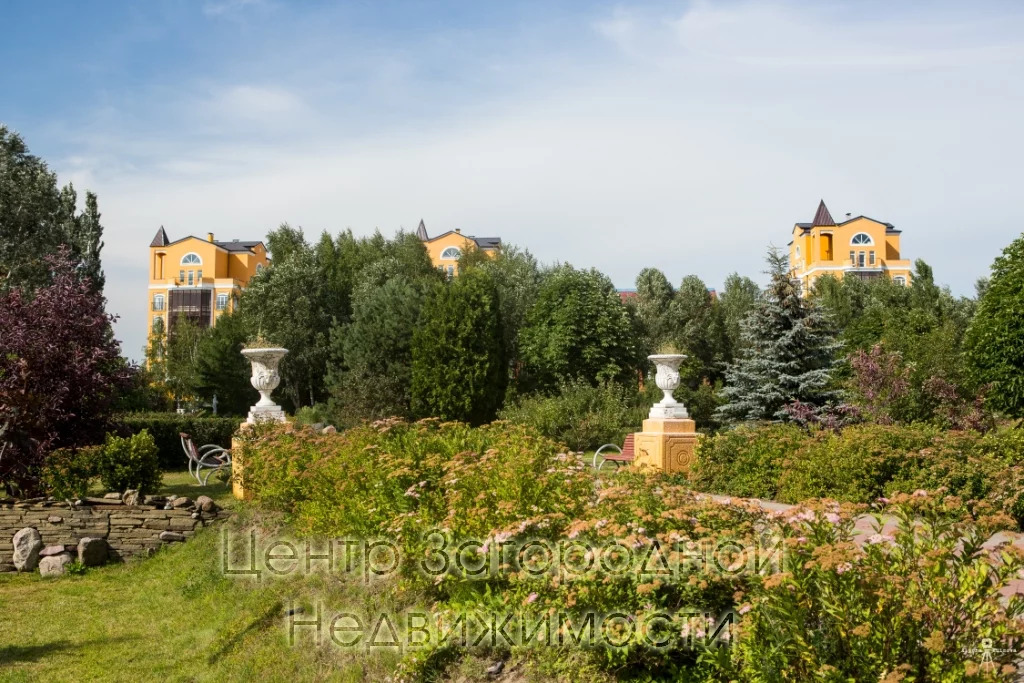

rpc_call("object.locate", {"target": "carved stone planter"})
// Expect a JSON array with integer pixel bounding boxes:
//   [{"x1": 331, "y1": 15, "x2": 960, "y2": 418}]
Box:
[
  {"x1": 241, "y1": 347, "x2": 288, "y2": 423},
  {"x1": 647, "y1": 354, "x2": 689, "y2": 419}
]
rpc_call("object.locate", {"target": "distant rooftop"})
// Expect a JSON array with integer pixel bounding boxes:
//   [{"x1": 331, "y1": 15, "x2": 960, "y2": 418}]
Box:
[
  {"x1": 415, "y1": 219, "x2": 501, "y2": 250},
  {"x1": 149, "y1": 227, "x2": 265, "y2": 253}
]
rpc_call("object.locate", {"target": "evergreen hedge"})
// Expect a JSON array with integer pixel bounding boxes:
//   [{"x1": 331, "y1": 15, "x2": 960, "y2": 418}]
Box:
[{"x1": 113, "y1": 413, "x2": 239, "y2": 469}]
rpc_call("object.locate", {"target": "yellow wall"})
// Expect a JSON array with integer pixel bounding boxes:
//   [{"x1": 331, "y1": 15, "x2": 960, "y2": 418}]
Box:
[
  {"x1": 423, "y1": 231, "x2": 498, "y2": 277},
  {"x1": 789, "y1": 216, "x2": 912, "y2": 295},
  {"x1": 148, "y1": 234, "x2": 268, "y2": 340}
]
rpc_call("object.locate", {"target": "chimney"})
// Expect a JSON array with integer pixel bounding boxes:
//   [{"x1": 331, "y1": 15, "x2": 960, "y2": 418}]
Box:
[
  {"x1": 455, "y1": 228, "x2": 461, "y2": 234},
  {"x1": 207, "y1": 232, "x2": 215, "y2": 242}
]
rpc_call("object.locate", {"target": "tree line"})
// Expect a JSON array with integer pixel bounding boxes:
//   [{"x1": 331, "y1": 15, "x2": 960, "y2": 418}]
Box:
[{"x1": 149, "y1": 218, "x2": 1023, "y2": 432}]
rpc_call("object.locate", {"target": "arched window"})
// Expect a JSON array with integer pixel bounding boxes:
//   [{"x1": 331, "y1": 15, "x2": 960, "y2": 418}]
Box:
[
  {"x1": 181, "y1": 252, "x2": 202, "y2": 265},
  {"x1": 850, "y1": 233, "x2": 873, "y2": 246},
  {"x1": 893, "y1": 276, "x2": 907, "y2": 286},
  {"x1": 440, "y1": 247, "x2": 461, "y2": 260},
  {"x1": 152, "y1": 316, "x2": 164, "y2": 333},
  {"x1": 256, "y1": 263, "x2": 265, "y2": 273},
  {"x1": 152, "y1": 294, "x2": 165, "y2": 311}
]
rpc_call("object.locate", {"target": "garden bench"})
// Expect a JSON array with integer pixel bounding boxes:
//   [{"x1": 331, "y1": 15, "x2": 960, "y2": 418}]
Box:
[
  {"x1": 593, "y1": 433, "x2": 634, "y2": 471},
  {"x1": 180, "y1": 432, "x2": 231, "y2": 486}
]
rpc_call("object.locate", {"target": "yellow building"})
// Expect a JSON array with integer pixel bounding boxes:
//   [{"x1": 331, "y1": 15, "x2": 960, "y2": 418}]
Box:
[
  {"x1": 147, "y1": 227, "x2": 269, "y2": 337},
  {"x1": 416, "y1": 219, "x2": 501, "y2": 276},
  {"x1": 788, "y1": 200, "x2": 912, "y2": 295}
]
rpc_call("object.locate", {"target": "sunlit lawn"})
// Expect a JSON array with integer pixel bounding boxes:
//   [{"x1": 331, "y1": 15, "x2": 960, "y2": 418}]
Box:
[{"x1": 0, "y1": 472, "x2": 408, "y2": 682}]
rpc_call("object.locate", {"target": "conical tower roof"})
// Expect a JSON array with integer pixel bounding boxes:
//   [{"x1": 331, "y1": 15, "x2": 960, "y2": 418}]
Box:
[
  {"x1": 416, "y1": 219, "x2": 428, "y2": 240},
  {"x1": 812, "y1": 200, "x2": 836, "y2": 227},
  {"x1": 150, "y1": 225, "x2": 169, "y2": 247}
]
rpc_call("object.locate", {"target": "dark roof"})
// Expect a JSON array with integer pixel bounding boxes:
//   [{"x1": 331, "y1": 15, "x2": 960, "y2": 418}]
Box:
[
  {"x1": 150, "y1": 226, "x2": 170, "y2": 247},
  {"x1": 421, "y1": 229, "x2": 501, "y2": 250},
  {"x1": 836, "y1": 215, "x2": 899, "y2": 232},
  {"x1": 472, "y1": 237, "x2": 501, "y2": 249},
  {"x1": 812, "y1": 200, "x2": 836, "y2": 227},
  {"x1": 154, "y1": 232, "x2": 265, "y2": 254},
  {"x1": 215, "y1": 240, "x2": 263, "y2": 253},
  {"x1": 416, "y1": 219, "x2": 428, "y2": 241}
]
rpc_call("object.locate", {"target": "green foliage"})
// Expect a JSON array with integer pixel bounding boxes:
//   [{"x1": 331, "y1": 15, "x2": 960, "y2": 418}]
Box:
[
  {"x1": 0, "y1": 125, "x2": 104, "y2": 292},
  {"x1": 238, "y1": 419, "x2": 591, "y2": 542},
  {"x1": 718, "y1": 272, "x2": 761, "y2": 358},
  {"x1": 194, "y1": 311, "x2": 252, "y2": 416},
  {"x1": 114, "y1": 413, "x2": 238, "y2": 469},
  {"x1": 813, "y1": 261, "x2": 982, "y2": 426},
  {"x1": 411, "y1": 270, "x2": 506, "y2": 424},
  {"x1": 498, "y1": 379, "x2": 647, "y2": 451},
  {"x1": 693, "y1": 422, "x2": 1024, "y2": 528},
  {"x1": 633, "y1": 267, "x2": 675, "y2": 352},
  {"x1": 64, "y1": 559, "x2": 88, "y2": 576},
  {"x1": 690, "y1": 424, "x2": 805, "y2": 498},
  {"x1": 238, "y1": 236, "x2": 330, "y2": 410},
  {"x1": 42, "y1": 446, "x2": 101, "y2": 499},
  {"x1": 235, "y1": 418, "x2": 1024, "y2": 679},
  {"x1": 327, "y1": 274, "x2": 426, "y2": 422},
  {"x1": 459, "y1": 245, "x2": 542, "y2": 386},
  {"x1": 519, "y1": 265, "x2": 641, "y2": 392},
  {"x1": 720, "y1": 497, "x2": 1024, "y2": 681},
  {"x1": 718, "y1": 248, "x2": 842, "y2": 422},
  {"x1": 967, "y1": 232, "x2": 1024, "y2": 416},
  {"x1": 148, "y1": 317, "x2": 205, "y2": 407},
  {"x1": 93, "y1": 430, "x2": 162, "y2": 495},
  {"x1": 291, "y1": 403, "x2": 332, "y2": 427}
]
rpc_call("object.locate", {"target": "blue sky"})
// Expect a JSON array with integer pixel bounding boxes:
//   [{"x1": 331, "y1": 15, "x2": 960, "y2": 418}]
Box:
[{"x1": 3, "y1": 0, "x2": 1024, "y2": 360}]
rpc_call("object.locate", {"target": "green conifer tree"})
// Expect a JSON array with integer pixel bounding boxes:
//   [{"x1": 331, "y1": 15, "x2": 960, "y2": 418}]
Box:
[{"x1": 717, "y1": 249, "x2": 842, "y2": 422}]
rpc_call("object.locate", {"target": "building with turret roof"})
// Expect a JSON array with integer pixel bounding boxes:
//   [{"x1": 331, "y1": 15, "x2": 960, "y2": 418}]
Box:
[
  {"x1": 147, "y1": 227, "x2": 269, "y2": 340},
  {"x1": 788, "y1": 200, "x2": 912, "y2": 295}
]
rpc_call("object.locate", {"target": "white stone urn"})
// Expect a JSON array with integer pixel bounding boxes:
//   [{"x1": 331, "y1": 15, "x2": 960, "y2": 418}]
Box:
[
  {"x1": 648, "y1": 354, "x2": 689, "y2": 419},
  {"x1": 241, "y1": 347, "x2": 288, "y2": 423}
]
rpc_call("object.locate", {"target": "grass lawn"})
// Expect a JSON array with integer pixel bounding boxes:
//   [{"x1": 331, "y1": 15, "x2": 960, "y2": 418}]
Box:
[{"x1": 0, "y1": 472, "x2": 410, "y2": 682}]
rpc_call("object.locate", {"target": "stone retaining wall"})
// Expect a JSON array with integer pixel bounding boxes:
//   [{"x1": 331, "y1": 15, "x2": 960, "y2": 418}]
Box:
[{"x1": 0, "y1": 495, "x2": 225, "y2": 572}]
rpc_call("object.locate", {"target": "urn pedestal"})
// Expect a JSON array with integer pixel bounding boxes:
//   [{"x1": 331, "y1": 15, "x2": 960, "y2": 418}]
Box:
[
  {"x1": 632, "y1": 418, "x2": 699, "y2": 475},
  {"x1": 631, "y1": 354, "x2": 699, "y2": 475}
]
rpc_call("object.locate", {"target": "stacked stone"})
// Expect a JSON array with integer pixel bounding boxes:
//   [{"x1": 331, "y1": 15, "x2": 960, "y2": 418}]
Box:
[{"x1": 0, "y1": 492, "x2": 225, "y2": 575}]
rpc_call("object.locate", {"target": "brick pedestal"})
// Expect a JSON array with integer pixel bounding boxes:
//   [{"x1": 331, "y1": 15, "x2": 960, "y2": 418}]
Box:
[{"x1": 632, "y1": 418, "x2": 699, "y2": 475}]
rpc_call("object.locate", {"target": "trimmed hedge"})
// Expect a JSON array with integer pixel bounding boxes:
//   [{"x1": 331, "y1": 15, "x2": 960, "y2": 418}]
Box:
[{"x1": 113, "y1": 413, "x2": 239, "y2": 470}]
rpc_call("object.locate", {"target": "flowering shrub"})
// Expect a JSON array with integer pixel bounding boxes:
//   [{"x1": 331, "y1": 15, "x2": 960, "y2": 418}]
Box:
[
  {"x1": 237, "y1": 419, "x2": 592, "y2": 542},
  {"x1": 693, "y1": 423, "x2": 1024, "y2": 530},
  {"x1": 721, "y1": 493, "x2": 1024, "y2": 681},
  {"x1": 240, "y1": 422, "x2": 1024, "y2": 681}
]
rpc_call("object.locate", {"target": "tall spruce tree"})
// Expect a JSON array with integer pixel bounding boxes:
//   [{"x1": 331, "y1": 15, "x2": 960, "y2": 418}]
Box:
[{"x1": 717, "y1": 249, "x2": 842, "y2": 422}]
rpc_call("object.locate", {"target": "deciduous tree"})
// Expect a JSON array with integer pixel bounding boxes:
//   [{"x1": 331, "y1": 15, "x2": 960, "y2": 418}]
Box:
[{"x1": 0, "y1": 250, "x2": 129, "y2": 494}]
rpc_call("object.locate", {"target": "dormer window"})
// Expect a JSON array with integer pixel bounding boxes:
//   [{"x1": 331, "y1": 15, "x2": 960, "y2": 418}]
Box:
[
  {"x1": 181, "y1": 252, "x2": 202, "y2": 265},
  {"x1": 440, "y1": 247, "x2": 461, "y2": 260},
  {"x1": 850, "y1": 233, "x2": 873, "y2": 246}
]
